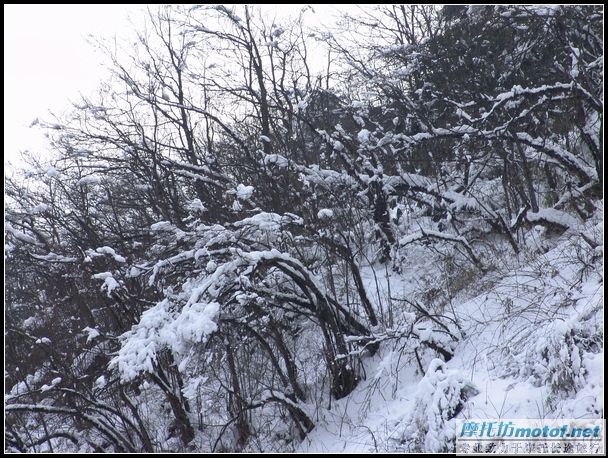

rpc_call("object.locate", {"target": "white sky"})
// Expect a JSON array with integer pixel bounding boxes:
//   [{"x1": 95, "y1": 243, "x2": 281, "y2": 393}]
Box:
[
  {"x1": 4, "y1": 5, "x2": 144, "y2": 170},
  {"x1": 4, "y1": 4, "x2": 353, "y2": 172}
]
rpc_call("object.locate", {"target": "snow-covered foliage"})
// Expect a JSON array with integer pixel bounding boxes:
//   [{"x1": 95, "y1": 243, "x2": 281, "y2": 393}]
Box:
[
  {"x1": 393, "y1": 359, "x2": 479, "y2": 452},
  {"x1": 5, "y1": 4, "x2": 602, "y2": 454}
]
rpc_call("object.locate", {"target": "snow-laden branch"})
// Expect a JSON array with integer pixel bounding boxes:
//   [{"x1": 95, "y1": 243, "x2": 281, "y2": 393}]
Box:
[
  {"x1": 6, "y1": 404, "x2": 136, "y2": 452},
  {"x1": 399, "y1": 229, "x2": 483, "y2": 269}
]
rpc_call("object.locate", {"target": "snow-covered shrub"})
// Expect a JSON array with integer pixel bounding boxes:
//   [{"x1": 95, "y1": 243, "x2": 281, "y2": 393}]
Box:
[
  {"x1": 394, "y1": 359, "x2": 478, "y2": 452},
  {"x1": 525, "y1": 308, "x2": 602, "y2": 405}
]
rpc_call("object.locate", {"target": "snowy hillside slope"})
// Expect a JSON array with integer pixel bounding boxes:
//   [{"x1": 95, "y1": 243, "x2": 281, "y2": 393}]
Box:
[{"x1": 297, "y1": 204, "x2": 603, "y2": 452}]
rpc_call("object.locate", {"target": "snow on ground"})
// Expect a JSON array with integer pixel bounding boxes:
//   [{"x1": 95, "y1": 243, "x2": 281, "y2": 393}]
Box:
[{"x1": 298, "y1": 210, "x2": 603, "y2": 452}]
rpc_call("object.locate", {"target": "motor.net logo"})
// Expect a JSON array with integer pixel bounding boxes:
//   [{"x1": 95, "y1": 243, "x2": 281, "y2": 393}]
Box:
[{"x1": 456, "y1": 419, "x2": 605, "y2": 454}]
